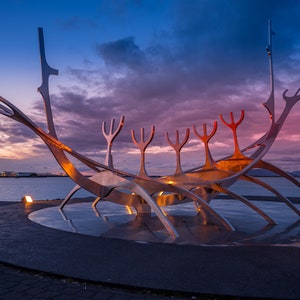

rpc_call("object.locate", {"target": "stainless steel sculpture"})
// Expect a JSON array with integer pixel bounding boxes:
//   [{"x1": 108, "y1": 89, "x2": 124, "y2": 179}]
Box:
[{"x1": 0, "y1": 21, "x2": 299, "y2": 239}]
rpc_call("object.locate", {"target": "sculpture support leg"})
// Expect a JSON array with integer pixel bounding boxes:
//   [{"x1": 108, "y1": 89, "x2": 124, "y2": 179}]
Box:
[
  {"x1": 242, "y1": 175, "x2": 300, "y2": 216},
  {"x1": 164, "y1": 185, "x2": 235, "y2": 231},
  {"x1": 255, "y1": 160, "x2": 300, "y2": 188},
  {"x1": 212, "y1": 184, "x2": 277, "y2": 225},
  {"x1": 59, "y1": 184, "x2": 81, "y2": 209}
]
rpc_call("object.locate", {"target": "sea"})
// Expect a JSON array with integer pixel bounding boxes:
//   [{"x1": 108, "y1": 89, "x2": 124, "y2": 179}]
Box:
[{"x1": 0, "y1": 176, "x2": 298, "y2": 202}]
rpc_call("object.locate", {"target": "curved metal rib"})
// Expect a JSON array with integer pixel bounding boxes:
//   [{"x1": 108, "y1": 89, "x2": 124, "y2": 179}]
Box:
[
  {"x1": 159, "y1": 183, "x2": 235, "y2": 231},
  {"x1": 255, "y1": 160, "x2": 300, "y2": 188},
  {"x1": 241, "y1": 174, "x2": 300, "y2": 216},
  {"x1": 60, "y1": 184, "x2": 81, "y2": 209},
  {"x1": 212, "y1": 184, "x2": 277, "y2": 225},
  {"x1": 78, "y1": 171, "x2": 179, "y2": 237},
  {"x1": 183, "y1": 188, "x2": 235, "y2": 231}
]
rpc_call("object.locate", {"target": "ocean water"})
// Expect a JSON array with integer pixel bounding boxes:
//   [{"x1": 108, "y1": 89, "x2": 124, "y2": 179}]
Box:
[
  {"x1": 0, "y1": 176, "x2": 298, "y2": 202},
  {"x1": 0, "y1": 177, "x2": 94, "y2": 202}
]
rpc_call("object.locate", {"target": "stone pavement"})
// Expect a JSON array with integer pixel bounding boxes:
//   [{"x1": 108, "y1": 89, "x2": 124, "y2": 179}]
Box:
[{"x1": 0, "y1": 262, "x2": 223, "y2": 300}]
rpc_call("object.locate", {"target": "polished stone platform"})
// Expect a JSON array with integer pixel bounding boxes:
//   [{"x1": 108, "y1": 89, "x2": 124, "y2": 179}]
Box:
[
  {"x1": 1, "y1": 199, "x2": 300, "y2": 299},
  {"x1": 30, "y1": 198, "x2": 300, "y2": 246}
]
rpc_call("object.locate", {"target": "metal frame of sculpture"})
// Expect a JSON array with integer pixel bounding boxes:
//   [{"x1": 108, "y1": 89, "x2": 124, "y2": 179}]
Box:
[{"x1": 0, "y1": 21, "x2": 299, "y2": 238}]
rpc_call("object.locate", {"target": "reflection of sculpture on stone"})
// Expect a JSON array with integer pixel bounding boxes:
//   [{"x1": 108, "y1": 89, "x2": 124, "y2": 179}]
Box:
[{"x1": 0, "y1": 21, "x2": 299, "y2": 239}]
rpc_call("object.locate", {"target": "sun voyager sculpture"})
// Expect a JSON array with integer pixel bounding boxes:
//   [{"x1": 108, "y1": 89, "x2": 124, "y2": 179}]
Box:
[{"x1": 0, "y1": 22, "x2": 299, "y2": 240}]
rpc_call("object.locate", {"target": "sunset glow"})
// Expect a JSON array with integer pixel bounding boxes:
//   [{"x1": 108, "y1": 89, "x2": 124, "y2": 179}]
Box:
[{"x1": 0, "y1": 0, "x2": 299, "y2": 174}]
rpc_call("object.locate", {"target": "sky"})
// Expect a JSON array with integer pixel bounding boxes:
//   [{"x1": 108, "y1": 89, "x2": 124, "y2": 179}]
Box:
[{"x1": 0, "y1": 0, "x2": 300, "y2": 175}]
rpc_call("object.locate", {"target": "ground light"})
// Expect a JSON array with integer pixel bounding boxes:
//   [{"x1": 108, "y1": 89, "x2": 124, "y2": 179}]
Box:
[{"x1": 22, "y1": 195, "x2": 33, "y2": 203}]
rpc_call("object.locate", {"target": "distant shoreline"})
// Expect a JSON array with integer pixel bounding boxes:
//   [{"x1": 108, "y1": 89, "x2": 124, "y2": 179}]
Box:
[
  {"x1": 0, "y1": 174, "x2": 298, "y2": 178},
  {"x1": 0, "y1": 174, "x2": 68, "y2": 178}
]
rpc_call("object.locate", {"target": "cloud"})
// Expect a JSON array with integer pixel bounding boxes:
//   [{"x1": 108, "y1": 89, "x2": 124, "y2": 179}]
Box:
[
  {"x1": 96, "y1": 36, "x2": 147, "y2": 71},
  {"x1": 0, "y1": 120, "x2": 36, "y2": 143},
  {"x1": 2, "y1": 0, "x2": 300, "y2": 173}
]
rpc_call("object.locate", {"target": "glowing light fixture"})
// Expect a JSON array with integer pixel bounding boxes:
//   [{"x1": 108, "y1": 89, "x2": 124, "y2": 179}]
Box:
[{"x1": 22, "y1": 195, "x2": 33, "y2": 203}]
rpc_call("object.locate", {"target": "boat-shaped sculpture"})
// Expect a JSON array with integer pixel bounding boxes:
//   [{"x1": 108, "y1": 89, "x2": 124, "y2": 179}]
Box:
[{"x1": 0, "y1": 22, "x2": 299, "y2": 238}]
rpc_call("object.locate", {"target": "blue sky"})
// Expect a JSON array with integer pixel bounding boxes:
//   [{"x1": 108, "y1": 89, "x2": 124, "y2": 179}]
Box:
[{"x1": 0, "y1": 0, "x2": 300, "y2": 174}]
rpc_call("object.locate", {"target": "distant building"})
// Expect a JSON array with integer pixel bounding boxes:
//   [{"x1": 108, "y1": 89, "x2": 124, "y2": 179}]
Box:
[
  {"x1": 16, "y1": 172, "x2": 38, "y2": 177},
  {"x1": 0, "y1": 171, "x2": 17, "y2": 177}
]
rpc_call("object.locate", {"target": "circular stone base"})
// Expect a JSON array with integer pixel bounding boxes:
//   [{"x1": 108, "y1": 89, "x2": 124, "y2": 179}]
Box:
[{"x1": 29, "y1": 199, "x2": 300, "y2": 246}]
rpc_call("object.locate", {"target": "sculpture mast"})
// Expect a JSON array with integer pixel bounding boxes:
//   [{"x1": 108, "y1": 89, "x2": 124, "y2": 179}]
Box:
[
  {"x1": 37, "y1": 27, "x2": 59, "y2": 138},
  {"x1": 263, "y1": 19, "x2": 275, "y2": 123}
]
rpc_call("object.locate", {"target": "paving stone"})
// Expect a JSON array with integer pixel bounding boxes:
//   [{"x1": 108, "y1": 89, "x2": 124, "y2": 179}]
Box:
[
  {"x1": 45, "y1": 282, "x2": 66, "y2": 291},
  {"x1": 92, "y1": 291, "x2": 114, "y2": 299},
  {"x1": 19, "y1": 278, "x2": 39, "y2": 286},
  {"x1": 25, "y1": 287, "x2": 45, "y2": 296},
  {"x1": 30, "y1": 280, "x2": 52, "y2": 290},
  {"x1": 0, "y1": 289, "x2": 10, "y2": 297},
  {"x1": 10, "y1": 284, "x2": 32, "y2": 292},
  {"x1": 36, "y1": 290, "x2": 62, "y2": 298},
  {"x1": 0, "y1": 261, "x2": 230, "y2": 300},
  {"x1": 109, "y1": 294, "x2": 132, "y2": 300},
  {"x1": 0, "y1": 280, "x2": 19, "y2": 289},
  {"x1": 57, "y1": 287, "x2": 80, "y2": 295},
  {"x1": 1, "y1": 292, "x2": 33, "y2": 300}
]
